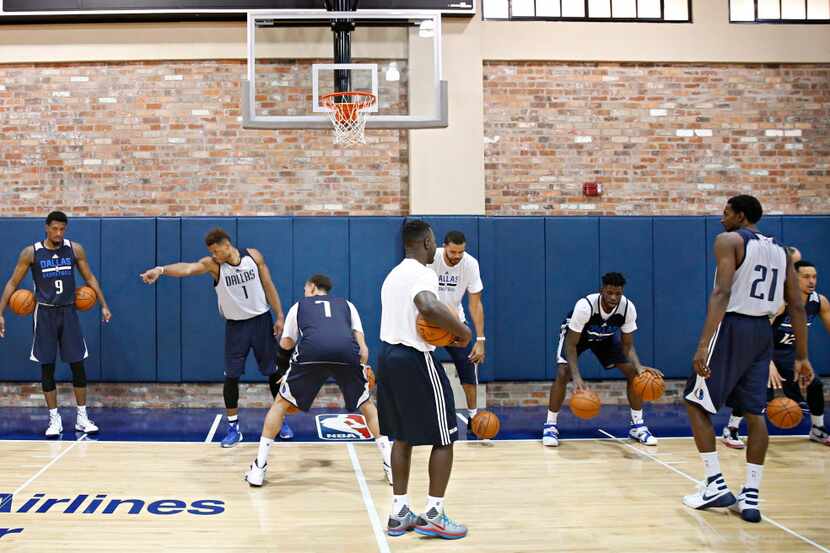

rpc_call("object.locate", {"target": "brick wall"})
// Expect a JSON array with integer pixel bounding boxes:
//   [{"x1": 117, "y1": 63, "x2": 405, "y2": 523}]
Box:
[
  {"x1": 483, "y1": 62, "x2": 830, "y2": 216},
  {"x1": 0, "y1": 59, "x2": 408, "y2": 216}
]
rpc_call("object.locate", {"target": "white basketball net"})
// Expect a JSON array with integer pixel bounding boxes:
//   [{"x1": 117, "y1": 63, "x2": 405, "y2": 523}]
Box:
[{"x1": 321, "y1": 92, "x2": 377, "y2": 146}]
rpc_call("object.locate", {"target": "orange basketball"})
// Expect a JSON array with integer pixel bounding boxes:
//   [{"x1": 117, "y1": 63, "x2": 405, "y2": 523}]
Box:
[
  {"x1": 416, "y1": 315, "x2": 454, "y2": 347},
  {"x1": 767, "y1": 397, "x2": 803, "y2": 429},
  {"x1": 470, "y1": 410, "x2": 500, "y2": 439},
  {"x1": 75, "y1": 285, "x2": 97, "y2": 311},
  {"x1": 363, "y1": 365, "x2": 376, "y2": 390},
  {"x1": 633, "y1": 371, "x2": 665, "y2": 401},
  {"x1": 570, "y1": 389, "x2": 601, "y2": 420},
  {"x1": 9, "y1": 289, "x2": 35, "y2": 316}
]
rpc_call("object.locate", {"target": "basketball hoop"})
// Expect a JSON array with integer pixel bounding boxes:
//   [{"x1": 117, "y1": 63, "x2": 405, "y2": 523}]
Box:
[{"x1": 320, "y1": 91, "x2": 377, "y2": 146}]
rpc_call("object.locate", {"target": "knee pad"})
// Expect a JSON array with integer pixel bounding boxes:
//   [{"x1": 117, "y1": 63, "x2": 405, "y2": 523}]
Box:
[
  {"x1": 223, "y1": 377, "x2": 240, "y2": 410},
  {"x1": 41, "y1": 364, "x2": 56, "y2": 393},
  {"x1": 70, "y1": 362, "x2": 87, "y2": 388},
  {"x1": 276, "y1": 345, "x2": 293, "y2": 372},
  {"x1": 268, "y1": 372, "x2": 280, "y2": 399}
]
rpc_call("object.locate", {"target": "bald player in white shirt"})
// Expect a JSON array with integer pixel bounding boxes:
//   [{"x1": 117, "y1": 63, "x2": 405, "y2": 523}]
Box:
[
  {"x1": 428, "y1": 230, "x2": 486, "y2": 420},
  {"x1": 378, "y1": 219, "x2": 472, "y2": 540}
]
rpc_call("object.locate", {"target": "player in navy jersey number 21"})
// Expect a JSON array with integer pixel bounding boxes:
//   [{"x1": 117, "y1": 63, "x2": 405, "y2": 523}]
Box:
[{"x1": 0, "y1": 211, "x2": 112, "y2": 437}]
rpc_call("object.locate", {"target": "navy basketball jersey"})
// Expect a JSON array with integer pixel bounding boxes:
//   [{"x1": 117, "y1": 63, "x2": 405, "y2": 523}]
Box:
[
  {"x1": 31, "y1": 240, "x2": 77, "y2": 306},
  {"x1": 772, "y1": 291, "x2": 821, "y2": 351},
  {"x1": 294, "y1": 295, "x2": 360, "y2": 365}
]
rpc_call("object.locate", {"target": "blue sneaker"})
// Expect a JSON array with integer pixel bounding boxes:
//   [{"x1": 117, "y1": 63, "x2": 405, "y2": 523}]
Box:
[
  {"x1": 279, "y1": 421, "x2": 294, "y2": 440},
  {"x1": 730, "y1": 486, "x2": 761, "y2": 523},
  {"x1": 387, "y1": 506, "x2": 419, "y2": 537},
  {"x1": 542, "y1": 423, "x2": 559, "y2": 447},
  {"x1": 220, "y1": 424, "x2": 243, "y2": 448},
  {"x1": 414, "y1": 509, "x2": 468, "y2": 540}
]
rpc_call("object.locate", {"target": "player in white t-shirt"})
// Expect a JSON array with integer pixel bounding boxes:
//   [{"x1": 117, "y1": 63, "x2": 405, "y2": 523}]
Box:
[
  {"x1": 378, "y1": 220, "x2": 472, "y2": 540},
  {"x1": 543, "y1": 272, "x2": 663, "y2": 447},
  {"x1": 428, "y1": 230, "x2": 486, "y2": 420},
  {"x1": 140, "y1": 227, "x2": 292, "y2": 447}
]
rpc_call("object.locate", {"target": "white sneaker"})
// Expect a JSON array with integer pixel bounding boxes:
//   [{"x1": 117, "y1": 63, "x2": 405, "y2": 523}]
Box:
[
  {"x1": 682, "y1": 475, "x2": 737, "y2": 510},
  {"x1": 730, "y1": 486, "x2": 761, "y2": 523},
  {"x1": 809, "y1": 426, "x2": 830, "y2": 446},
  {"x1": 542, "y1": 423, "x2": 560, "y2": 447},
  {"x1": 45, "y1": 416, "x2": 63, "y2": 438},
  {"x1": 721, "y1": 426, "x2": 745, "y2": 449},
  {"x1": 383, "y1": 461, "x2": 394, "y2": 486},
  {"x1": 245, "y1": 460, "x2": 267, "y2": 487},
  {"x1": 75, "y1": 415, "x2": 99, "y2": 434},
  {"x1": 629, "y1": 423, "x2": 658, "y2": 446}
]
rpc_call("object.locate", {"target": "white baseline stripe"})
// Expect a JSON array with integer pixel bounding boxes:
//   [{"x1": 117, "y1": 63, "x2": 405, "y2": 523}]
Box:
[
  {"x1": 205, "y1": 414, "x2": 222, "y2": 443},
  {"x1": 0, "y1": 435, "x2": 87, "y2": 512},
  {"x1": 598, "y1": 429, "x2": 830, "y2": 553},
  {"x1": 346, "y1": 443, "x2": 391, "y2": 553}
]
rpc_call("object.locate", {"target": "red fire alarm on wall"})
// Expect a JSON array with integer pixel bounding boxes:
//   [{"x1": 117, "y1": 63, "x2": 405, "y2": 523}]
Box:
[{"x1": 583, "y1": 181, "x2": 602, "y2": 197}]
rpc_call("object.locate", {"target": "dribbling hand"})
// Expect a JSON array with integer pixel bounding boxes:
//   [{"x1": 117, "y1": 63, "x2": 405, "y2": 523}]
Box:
[{"x1": 692, "y1": 347, "x2": 710, "y2": 378}]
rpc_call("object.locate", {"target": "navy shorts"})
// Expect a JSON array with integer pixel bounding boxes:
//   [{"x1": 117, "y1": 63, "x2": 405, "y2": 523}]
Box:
[
  {"x1": 443, "y1": 341, "x2": 478, "y2": 385},
  {"x1": 556, "y1": 325, "x2": 628, "y2": 369},
  {"x1": 684, "y1": 313, "x2": 772, "y2": 416},
  {"x1": 376, "y1": 342, "x2": 458, "y2": 447},
  {"x1": 30, "y1": 304, "x2": 88, "y2": 365},
  {"x1": 279, "y1": 361, "x2": 370, "y2": 413},
  {"x1": 224, "y1": 311, "x2": 277, "y2": 379}
]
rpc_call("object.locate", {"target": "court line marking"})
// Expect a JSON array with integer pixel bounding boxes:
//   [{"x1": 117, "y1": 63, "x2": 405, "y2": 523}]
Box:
[
  {"x1": 0, "y1": 434, "x2": 87, "y2": 512},
  {"x1": 346, "y1": 443, "x2": 391, "y2": 553},
  {"x1": 204, "y1": 414, "x2": 222, "y2": 443},
  {"x1": 598, "y1": 428, "x2": 830, "y2": 553}
]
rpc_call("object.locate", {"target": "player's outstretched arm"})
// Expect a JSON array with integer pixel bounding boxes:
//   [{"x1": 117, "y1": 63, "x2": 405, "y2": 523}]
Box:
[
  {"x1": 414, "y1": 290, "x2": 472, "y2": 346},
  {"x1": 73, "y1": 242, "x2": 112, "y2": 323},
  {"x1": 139, "y1": 257, "x2": 216, "y2": 284},
  {"x1": 0, "y1": 246, "x2": 34, "y2": 338},
  {"x1": 248, "y1": 248, "x2": 284, "y2": 336},
  {"x1": 693, "y1": 232, "x2": 739, "y2": 378},
  {"x1": 563, "y1": 329, "x2": 588, "y2": 391}
]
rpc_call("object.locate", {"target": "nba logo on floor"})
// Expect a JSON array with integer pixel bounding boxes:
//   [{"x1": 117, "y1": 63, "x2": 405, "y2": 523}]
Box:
[{"x1": 315, "y1": 414, "x2": 373, "y2": 441}]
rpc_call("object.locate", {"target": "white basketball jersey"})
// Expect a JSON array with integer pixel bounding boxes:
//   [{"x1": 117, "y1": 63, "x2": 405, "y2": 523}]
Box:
[
  {"x1": 724, "y1": 229, "x2": 787, "y2": 317},
  {"x1": 214, "y1": 249, "x2": 270, "y2": 321}
]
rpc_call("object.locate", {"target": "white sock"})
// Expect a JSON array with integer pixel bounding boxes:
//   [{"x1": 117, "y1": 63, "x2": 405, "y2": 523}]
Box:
[
  {"x1": 376, "y1": 436, "x2": 391, "y2": 463},
  {"x1": 77, "y1": 405, "x2": 87, "y2": 419},
  {"x1": 228, "y1": 414, "x2": 239, "y2": 426},
  {"x1": 630, "y1": 409, "x2": 644, "y2": 425},
  {"x1": 700, "y1": 451, "x2": 721, "y2": 480},
  {"x1": 256, "y1": 437, "x2": 273, "y2": 467},
  {"x1": 728, "y1": 415, "x2": 743, "y2": 429},
  {"x1": 425, "y1": 495, "x2": 444, "y2": 517},
  {"x1": 746, "y1": 463, "x2": 763, "y2": 490},
  {"x1": 391, "y1": 495, "x2": 409, "y2": 517},
  {"x1": 812, "y1": 414, "x2": 824, "y2": 428},
  {"x1": 546, "y1": 410, "x2": 558, "y2": 425},
  {"x1": 49, "y1": 408, "x2": 59, "y2": 419}
]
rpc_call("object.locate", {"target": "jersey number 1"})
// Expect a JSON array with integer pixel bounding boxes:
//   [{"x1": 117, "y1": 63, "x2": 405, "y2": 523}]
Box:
[
  {"x1": 749, "y1": 265, "x2": 779, "y2": 302},
  {"x1": 315, "y1": 300, "x2": 332, "y2": 318}
]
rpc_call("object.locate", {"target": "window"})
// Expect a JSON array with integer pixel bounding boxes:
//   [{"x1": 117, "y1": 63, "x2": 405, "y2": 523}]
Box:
[
  {"x1": 729, "y1": 0, "x2": 830, "y2": 22},
  {"x1": 482, "y1": 0, "x2": 693, "y2": 21}
]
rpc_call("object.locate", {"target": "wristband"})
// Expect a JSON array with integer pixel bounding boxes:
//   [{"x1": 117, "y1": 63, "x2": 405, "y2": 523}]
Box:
[
  {"x1": 476, "y1": 337, "x2": 486, "y2": 342},
  {"x1": 156, "y1": 266, "x2": 165, "y2": 274}
]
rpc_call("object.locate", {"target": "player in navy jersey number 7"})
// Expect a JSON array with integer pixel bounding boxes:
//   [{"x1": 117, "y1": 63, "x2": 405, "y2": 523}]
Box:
[
  {"x1": 0, "y1": 211, "x2": 112, "y2": 438},
  {"x1": 683, "y1": 195, "x2": 814, "y2": 523},
  {"x1": 140, "y1": 228, "x2": 292, "y2": 446}
]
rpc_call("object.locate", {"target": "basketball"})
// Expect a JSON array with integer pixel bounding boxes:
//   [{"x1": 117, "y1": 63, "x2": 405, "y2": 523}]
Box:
[
  {"x1": 75, "y1": 285, "x2": 97, "y2": 311},
  {"x1": 416, "y1": 314, "x2": 454, "y2": 347},
  {"x1": 9, "y1": 289, "x2": 35, "y2": 316},
  {"x1": 767, "y1": 397, "x2": 803, "y2": 429},
  {"x1": 633, "y1": 371, "x2": 665, "y2": 401},
  {"x1": 570, "y1": 390, "x2": 601, "y2": 420},
  {"x1": 470, "y1": 410, "x2": 500, "y2": 439}
]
